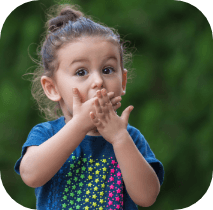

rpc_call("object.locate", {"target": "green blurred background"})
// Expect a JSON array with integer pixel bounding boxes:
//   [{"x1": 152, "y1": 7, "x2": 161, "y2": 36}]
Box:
[{"x1": 0, "y1": 0, "x2": 213, "y2": 209}]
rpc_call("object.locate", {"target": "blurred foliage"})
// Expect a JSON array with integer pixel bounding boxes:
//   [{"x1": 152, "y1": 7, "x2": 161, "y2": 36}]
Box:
[{"x1": 0, "y1": 0, "x2": 213, "y2": 209}]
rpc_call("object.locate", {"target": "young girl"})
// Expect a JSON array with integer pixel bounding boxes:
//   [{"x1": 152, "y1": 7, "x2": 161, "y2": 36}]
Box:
[{"x1": 14, "y1": 4, "x2": 164, "y2": 210}]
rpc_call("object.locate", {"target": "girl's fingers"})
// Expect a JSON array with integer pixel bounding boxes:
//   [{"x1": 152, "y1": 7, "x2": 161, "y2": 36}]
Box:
[
  {"x1": 90, "y1": 112, "x2": 101, "y2": 126},
  {"x1": 101, "y1": 88, "x2": 110, "y2": 104},
  {"x1": 107, "y1": 92, "x2": 115, "y2": 100},
  {"x1": 95, "y1": 98, "x2": 102, "y2": 114},
  {"x1": 97, "y1": 89, "x2": 109, "y2": 104},
  {"x1": 96, "y1": 90, "x2": 105, "y2": 106},
  {"x1": 112, "y1": 102, "x2": 121, "y2": 111},
  {"x1": 101, "y1": 89, "x2": 111, "y2": 114},
  {"x1": 107, "y1": 100, "x2": 115, "y2": 112},
  {"x1": 99, "y1": 90, "x2": 121, "y2": 106},
  {"x1": 110, "y1": 96, "x2": 122, "y2": 106},
  {"x1": 90, "y1": 111, "x2": 96, "y2": 120},
  {"x1": 107, "y1": 91, "x2": 119, "y2": 111},
  {"x1": 96, "y1": 89, "x2": 109, "y2": 114},
  {"x1": 72, "y1": 87, "x2": 82, "y2": 105},
  {"x1": 96, "y1": 88, "x2": 120, "y2": 113}
]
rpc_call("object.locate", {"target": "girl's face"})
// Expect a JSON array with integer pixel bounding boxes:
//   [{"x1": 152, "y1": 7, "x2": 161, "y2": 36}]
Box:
[{"x1": 42, "y1": 37, "x2": 127, "y2": 123}]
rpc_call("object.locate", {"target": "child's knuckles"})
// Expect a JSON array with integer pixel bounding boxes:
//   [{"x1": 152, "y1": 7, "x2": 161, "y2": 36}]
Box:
[
  {"x1": 105, "y1": 96, "x2": 110, "y2": 103},
  {"x1": 107, "y1": 92, "x2": 114, "y2": 99},
  {"x1": 113, "y1": 103, "x2": 121, "y2": 110},
  {"x1": 94, "y1": 119, "x2": 99, "y2": 124},
  {"x1": 109, "y1": 97, "x2": 115, "y2": 103},
  {"x1": 108, "y1": 104, "x2": 115, "y2": 109},
  {"x1": 115, "y1": 96, "x2": 121, "y2": 102},
  {"x1": 112, "y1": 99, "x2": 118, "y2": 105},
  {"x1": 111, "y1": 101, "x2": 119, "y2": 107},
  {"x1": 112, "y1": 96, "x2": 121, "y2": 104}
]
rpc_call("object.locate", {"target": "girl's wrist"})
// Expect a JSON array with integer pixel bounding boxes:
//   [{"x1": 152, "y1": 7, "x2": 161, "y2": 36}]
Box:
[
  {"x1": 69, "y1": 115, "x2": 90, "y2": 135},
  {"x1": 111, "y1": 129, "x2": 129, "y2": 147}
]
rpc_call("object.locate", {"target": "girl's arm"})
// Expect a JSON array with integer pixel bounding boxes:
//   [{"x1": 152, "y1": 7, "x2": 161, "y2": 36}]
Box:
[
  {"x1": 20, "y1": 115, "x2": 88, "y2": 188},
  {"x1": 112, "y1": 131, "x2": 160, "y2": 207}
]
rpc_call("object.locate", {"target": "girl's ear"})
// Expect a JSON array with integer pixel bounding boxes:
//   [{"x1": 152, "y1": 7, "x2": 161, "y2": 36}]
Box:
[
  {"x1": 121, "y1": 69, "x2": 127, "y2": 96},
  {"x1": 41, "y1": 76, "x2": 61, "y2": 101}
]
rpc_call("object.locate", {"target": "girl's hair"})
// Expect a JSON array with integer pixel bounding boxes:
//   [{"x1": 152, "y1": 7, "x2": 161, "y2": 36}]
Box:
[{"x1": 29, "y1": 3, "x2": 133, "y2": 121}]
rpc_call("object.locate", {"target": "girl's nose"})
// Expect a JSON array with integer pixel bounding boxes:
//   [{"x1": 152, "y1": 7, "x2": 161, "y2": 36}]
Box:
[{"x1": 91, "y1": 72, "x2": 104, "y2": 89}]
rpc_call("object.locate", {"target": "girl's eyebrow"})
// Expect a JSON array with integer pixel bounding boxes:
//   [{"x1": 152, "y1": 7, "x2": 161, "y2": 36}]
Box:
[{"x1": 69, "y1": 56, "x2": 118, "y2": 66}]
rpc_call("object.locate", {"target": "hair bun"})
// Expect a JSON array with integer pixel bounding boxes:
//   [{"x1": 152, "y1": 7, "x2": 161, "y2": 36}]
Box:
[{"x1": 49, "y1": 6, "x2": 83, "y2": 32}]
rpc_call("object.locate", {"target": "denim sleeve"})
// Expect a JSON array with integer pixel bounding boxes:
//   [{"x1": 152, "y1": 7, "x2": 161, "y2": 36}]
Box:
[
  {"x1": 14, "y1": 124, "x2": 50, "y2": 175},
  {"x1": 127, "y1": 125, "x2": 164, "y2": 186}
]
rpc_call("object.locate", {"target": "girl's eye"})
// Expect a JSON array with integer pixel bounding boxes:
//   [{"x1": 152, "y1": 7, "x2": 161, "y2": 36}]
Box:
[
  {"x1": 75, "y1": 67, "x2": 114, "y2": 76},
  {"x1": 76, "y1": 69, "x2": 88, "y2": 76},
  {"x1": 102, "y1": 67, "x2": 115, "y2": 74}
]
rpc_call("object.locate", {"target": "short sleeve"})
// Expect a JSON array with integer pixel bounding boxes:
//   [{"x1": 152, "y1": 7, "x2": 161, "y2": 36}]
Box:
[
  {"x1": 127, "y1": 124, "x2": 164, "y2": 186},
  {"x1": 14, "y1": 124, "x2": 51, "y2": 175}
]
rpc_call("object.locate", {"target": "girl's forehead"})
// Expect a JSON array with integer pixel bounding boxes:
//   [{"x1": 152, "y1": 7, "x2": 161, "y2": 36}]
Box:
[{"x1": 58, "y1": 36, "x2": 120, "y2": 61}]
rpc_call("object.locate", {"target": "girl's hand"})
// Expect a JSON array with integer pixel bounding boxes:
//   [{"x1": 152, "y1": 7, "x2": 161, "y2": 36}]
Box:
[
  {"x1": 72, "y1": 88, "x2": 122, "y2": 132},
  {"x1": 89, "y1": 88, "x2": 134, "y2": 144}
]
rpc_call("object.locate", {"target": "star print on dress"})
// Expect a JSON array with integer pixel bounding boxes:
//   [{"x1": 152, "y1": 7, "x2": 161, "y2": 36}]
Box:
[{"x1": 60, "y1": 154, "x2": 124, "y2": 210}]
